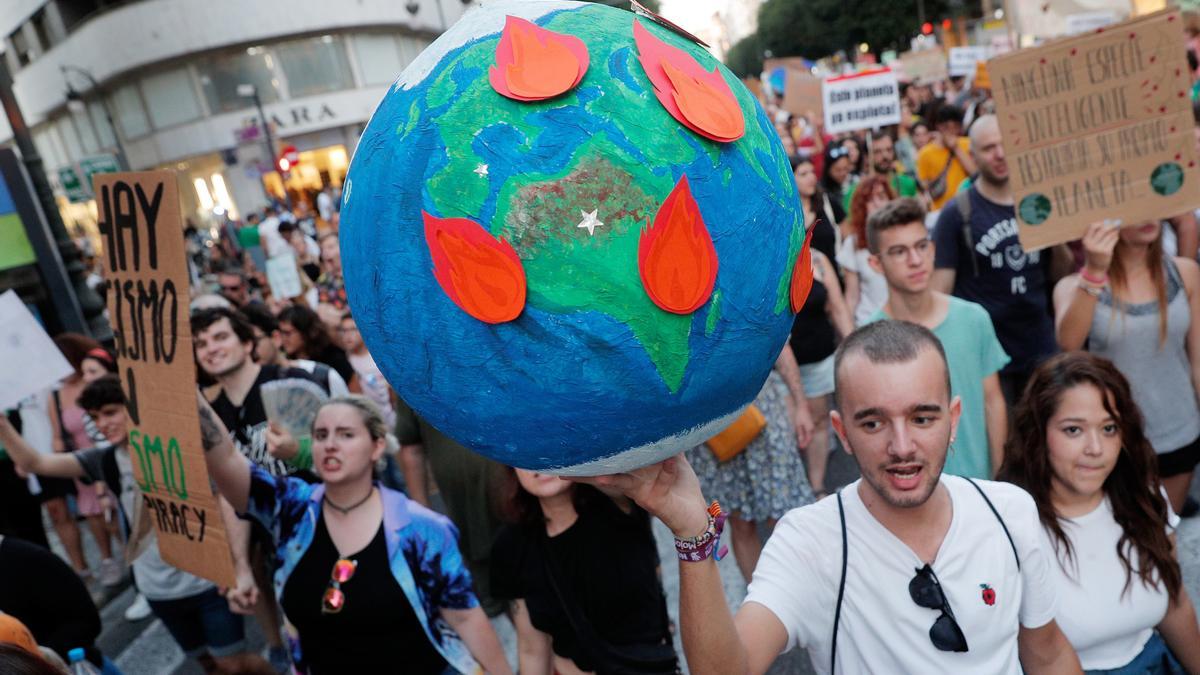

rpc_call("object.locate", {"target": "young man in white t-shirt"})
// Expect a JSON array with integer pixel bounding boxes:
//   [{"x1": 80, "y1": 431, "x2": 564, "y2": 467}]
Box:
[{"x1": 588, "y1": 320, "x2": 1081, "y2": 674}]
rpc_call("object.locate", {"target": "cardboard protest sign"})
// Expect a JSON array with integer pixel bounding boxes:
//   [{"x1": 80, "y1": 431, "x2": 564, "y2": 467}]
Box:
[
  {"x1": 949, "y1": 46, "x2": 991, "y2": 77},
  {"x1": 989, "y1": 9, "x2": 1200, "y2": 251},
  {"x1": 265, "y1": 254, "x2": 303, "y2": 300},
  {"x1": 783, "y1": 69, "x2": 824, "y2": 118},
  {"x1": 822, "y1": 69, "x2": 902, "y2": 134},
  {"x1": 0, "y1": 290, "x2": 74, "y2": 411},
  {"x1": 900, "y1": 49, "x2": 949, "y2": 84},
  {"x1": 94, "y1": 171, "x2": 236, "y2": 586}
]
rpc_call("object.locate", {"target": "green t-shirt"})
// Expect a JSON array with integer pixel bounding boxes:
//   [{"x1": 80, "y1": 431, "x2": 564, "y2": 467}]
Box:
[
  {"x1": 236, "y1": 225, "x2": 261, "y2": 250},
  {"x1": 869, "y1": 296, "x2": 1010, "y2": 479},
  {"x1": 842, "y1": 170, "x2": 919, "y2": 212}
]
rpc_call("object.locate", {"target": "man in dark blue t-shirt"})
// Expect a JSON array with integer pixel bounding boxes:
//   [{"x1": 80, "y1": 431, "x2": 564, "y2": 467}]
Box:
[{"x1": 932, "y1": 115, "x2": 1070, "y2": 402}]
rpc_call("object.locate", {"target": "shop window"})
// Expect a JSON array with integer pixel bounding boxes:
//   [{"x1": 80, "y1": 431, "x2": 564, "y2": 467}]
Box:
[
  {"x1": 108, "y1": 83, "x2": 150, "y2": 138},
  {"x1": 141, "y1": 67, "x2": 203, "y2": 129},
  {"x1": 10, "y1": 30, "x2": 32, "y2": 67},
  {"x1": 56, "y1": 116, "x2": 83, "y2": 161},
  {"x1": 353, "y1": 34, "x2": 404, "y2": 87},
  {"x1": 198, "y1": 47, "x2": 282, "y2": 115},
  {"x1": 397, "y1": 35, "x2": 431, "y2": 65},
  {"x1": 32, "y1": 10, "x2": 54, "y2": 52},
  {"x1": 277, "y1": 35, "x2": 354, "y2": 98},
  {"x1": 88, "y1": 101, "x2": 117, "y2": 148},
  {"x1": 71, "y1": 107, "x2": 99, "y2": 154}
]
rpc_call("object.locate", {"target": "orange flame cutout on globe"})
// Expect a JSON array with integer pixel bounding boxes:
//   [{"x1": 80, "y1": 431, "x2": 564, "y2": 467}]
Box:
[
  {"x1": 632, "y1": 19, "x2": 743, "y2": 143},
  {"x1": 423, "y1": 212, "x2": 527, "y2": 324},
  {"x1": 489, "y1": 16, "x2": 590, "y2": 101},
  {"x1": 638, "y1": 175, "x2": 719, "y2": 314},
  {"x1": 790, "y1": 227, "x2": 815, "y2": 313}
]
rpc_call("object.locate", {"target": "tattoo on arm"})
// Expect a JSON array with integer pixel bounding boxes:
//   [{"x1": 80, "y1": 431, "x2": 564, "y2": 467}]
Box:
[{"x1": 198, "y1": 404, "x2": 227, "y2": 453}]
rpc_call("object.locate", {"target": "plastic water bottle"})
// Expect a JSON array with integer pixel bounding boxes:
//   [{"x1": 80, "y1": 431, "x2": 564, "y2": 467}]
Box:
[{"x1": 68, "y1": 648, "x2": 101, "y2": 674}]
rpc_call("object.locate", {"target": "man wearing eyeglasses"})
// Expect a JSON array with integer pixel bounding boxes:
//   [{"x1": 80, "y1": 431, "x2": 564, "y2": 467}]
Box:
[
  {"x1": 865, "y1": 198, "x2": 1009, "y2": 481},
  {"x1": 585, "y1": 319, "x2": 1080, "y2": 675}
]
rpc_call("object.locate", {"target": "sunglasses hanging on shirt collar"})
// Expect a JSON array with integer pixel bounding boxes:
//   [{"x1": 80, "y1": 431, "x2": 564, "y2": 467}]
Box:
[{"x1": 909, "y1": 564, "x2": 969, "y2": 653}]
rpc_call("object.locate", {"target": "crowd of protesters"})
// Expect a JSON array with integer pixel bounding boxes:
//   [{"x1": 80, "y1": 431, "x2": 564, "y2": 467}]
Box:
[{"x1": 6, "y1": 30, "x2": 1200, "y2": 675}]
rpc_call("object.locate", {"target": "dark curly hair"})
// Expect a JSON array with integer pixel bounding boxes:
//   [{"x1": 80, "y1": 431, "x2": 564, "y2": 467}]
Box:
[
  {"x1": 998, "y1": 352, "x2": 1181, "y2": 599},
  {"x1": 277, "y1": 304, "x2": 331, "y2": 359},
  {"x1": 78, "y1": 375, "x2": 126, "y2": 414}
]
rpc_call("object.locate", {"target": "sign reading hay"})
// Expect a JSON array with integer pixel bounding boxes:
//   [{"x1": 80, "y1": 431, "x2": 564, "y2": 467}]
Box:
[
  {"x1": 339, "y1": 0, "x2": 806, "y2": 475},
  {"x1": 989, "y1": 10, "x2": 1200, "y2": 251},
  {"x1": 94, "y1": 171, "x2": 236, "y2": 587},
  {"x1": 822, "y1": 69, "x2": 902, "y2": 134}
]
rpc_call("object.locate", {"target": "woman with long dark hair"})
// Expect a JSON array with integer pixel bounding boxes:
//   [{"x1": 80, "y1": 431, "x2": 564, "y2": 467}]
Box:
[
  {"x1": 999, "y1": 352, "x2": 1200, "y2": 673},
  {"x1": 1054, "y1": 221, "x2": 1200, "y2": 514},
  {"x1": 491, "y1": 468, "x2": 678, "y2": 675},
  {"x1": 277, "y1": 304, "x2": 355, "y2": 385}
]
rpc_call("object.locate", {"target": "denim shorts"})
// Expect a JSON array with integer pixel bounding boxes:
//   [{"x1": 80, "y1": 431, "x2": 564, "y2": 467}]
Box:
[
  {"x1": 1085, "y1": 632, "x2": 1183, "y2": 675},
  {"x1": 147, "y1": 587, "x2": 246, "y2": 658}
]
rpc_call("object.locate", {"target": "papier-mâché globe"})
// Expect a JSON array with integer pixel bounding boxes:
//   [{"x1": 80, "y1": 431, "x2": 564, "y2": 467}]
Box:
[{"x1": 340, "y1": 0, "x2": 809, "y2": 475}]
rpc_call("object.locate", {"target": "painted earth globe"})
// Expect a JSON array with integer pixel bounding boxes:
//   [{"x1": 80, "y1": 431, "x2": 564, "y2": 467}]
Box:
[{"x1": 340, "y1": 0, "x2": 808, "y2": 474}]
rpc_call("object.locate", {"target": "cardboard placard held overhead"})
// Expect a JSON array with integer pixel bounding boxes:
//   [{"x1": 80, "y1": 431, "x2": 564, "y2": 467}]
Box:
[
  {"x1": 93, "y1": 171, "x2": 237, "y2": 587},
  {"x1": 822, "y1": 69, "x2": 902, "y2": 134},
  {"x1": 900, "y1": 49, "x2": 949, "y2": 84},
  {"x1": 782, "y1": 69, "x2": 824, "y2": 118},
  {"x1": 989, "y1": 9, "x2": 1200, "y2": 251},
  {"x1": 949, "y1": 46, "x2": 991, "y2": 77}
]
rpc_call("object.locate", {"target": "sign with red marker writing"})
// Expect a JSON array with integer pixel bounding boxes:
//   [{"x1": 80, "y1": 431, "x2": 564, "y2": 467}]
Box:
[
  {"x1": 988, "y1": 9, "x2": 1200, "y2": 251},
  {"x1": 94, "y1": 171, "x2": 236, "y2": 587}
]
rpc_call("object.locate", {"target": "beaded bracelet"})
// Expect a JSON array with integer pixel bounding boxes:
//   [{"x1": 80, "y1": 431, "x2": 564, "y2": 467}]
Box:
[{"x1": 675, "y1": 501, "x2": 728, "y2": 562}]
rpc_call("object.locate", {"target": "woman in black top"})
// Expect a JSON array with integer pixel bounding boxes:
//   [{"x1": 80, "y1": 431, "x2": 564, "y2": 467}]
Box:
[
  {"x1": 492, "y1": 469, "x2": 678, "y2": 675},
  {"x1": 277, "y1": 304, "x2": 355, "y2": 384},
  {"x1": 797, "y1": 157, "x2": 845, "y2": 276}
]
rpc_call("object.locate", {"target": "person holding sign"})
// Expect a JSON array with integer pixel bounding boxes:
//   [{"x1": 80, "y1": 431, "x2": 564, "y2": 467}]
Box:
[
  {"x1": 916, "y1": 104, "x2": 975, "y2": 211},
  {"x1": 1053, "y1": 220, "x2": 1200, "y2": 516},
  {"x1": 0, "y1": 377, "x2": 273, "y2": 675},
  {"x1": 199, "y1": 394, "x2": 512, "y2": 675},
  {"x1": 932, "y1": 116, "x2": 1068, "y2": 404},
  {"x1": 998, "y1": 353, "x2": 1200, "y2": 673},
  {"x1": 579, "y1": 320, "x2": 1080, "y2": 675}
]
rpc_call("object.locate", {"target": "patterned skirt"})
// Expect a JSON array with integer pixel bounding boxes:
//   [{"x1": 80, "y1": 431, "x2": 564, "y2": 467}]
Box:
[{"x1": 688, "y1": 370, "x2": 815, "y2": 522}]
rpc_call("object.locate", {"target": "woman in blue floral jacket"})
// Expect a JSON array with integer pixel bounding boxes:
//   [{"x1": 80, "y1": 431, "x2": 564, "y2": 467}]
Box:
[{"x1": 199, "y1": 394, "x2": 511, "y2": 674}]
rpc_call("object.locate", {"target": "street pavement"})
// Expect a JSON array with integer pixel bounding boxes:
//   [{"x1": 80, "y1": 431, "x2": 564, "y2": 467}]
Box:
[{"x1": 61, "y1": 447, "x2": 1200, "y2": 674}]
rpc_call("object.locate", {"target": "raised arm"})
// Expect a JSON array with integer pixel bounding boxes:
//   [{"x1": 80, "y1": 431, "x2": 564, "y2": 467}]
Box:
[
  {"x1": 1054, "y1": 222, "x2": 1118, "y2": 351},
  {"x1": 586, "y1": 456, "x2": 786, "y2": 675},
  {"x1": 197, "y1": 392, "x2": 251, "y2": 513},
  {"x1": 0, "y1": 415, "x2": 85, "y2": 479}
]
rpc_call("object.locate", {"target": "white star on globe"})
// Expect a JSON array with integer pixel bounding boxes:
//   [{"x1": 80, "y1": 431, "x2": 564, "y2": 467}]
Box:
[
  {"x1": 474, "y1": 163, "x2": 489, "y2": 176},
  {"x1": 577, "y1": 209, "x2": 604, "y2": 236}
]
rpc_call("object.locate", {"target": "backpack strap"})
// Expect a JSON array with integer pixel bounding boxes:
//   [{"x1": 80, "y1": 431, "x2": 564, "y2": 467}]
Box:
[
  {"x1": 963, "y1": 477, "x2": 1020, "y2": 570},
  {"x1": 831, "y1": 489, "x2": 848, "y2": 675},
  {"x1": 954, "y1": 186, "x2": 980, "y2": 279}
]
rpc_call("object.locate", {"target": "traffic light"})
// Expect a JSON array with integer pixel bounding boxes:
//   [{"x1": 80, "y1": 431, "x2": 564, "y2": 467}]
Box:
[
  {"x1": 942, "y1": 18, "x2": 952, "y2": 30},
  {"x1": 921, "y1": 22, "x2": 933, "y2": 35}
]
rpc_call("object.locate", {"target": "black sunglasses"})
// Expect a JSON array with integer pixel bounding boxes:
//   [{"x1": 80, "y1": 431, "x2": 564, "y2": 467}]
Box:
[{"x1": 909, "y1": 564, "x2": 968, "y2": 653}]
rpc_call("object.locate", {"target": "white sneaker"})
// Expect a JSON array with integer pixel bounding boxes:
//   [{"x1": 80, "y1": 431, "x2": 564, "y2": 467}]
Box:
[
  {"x1": 124, "y1": 593, "x2": 152, "y2": 621},
  {"x1": 98, "y1": 557, "x2": 123, "y2": 587}
]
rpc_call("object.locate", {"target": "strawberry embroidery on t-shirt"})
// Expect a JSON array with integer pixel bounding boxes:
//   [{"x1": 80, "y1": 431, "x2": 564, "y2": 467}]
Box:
[{"x1": 980, "y1": 583, "x2": 996, "y2": 606}]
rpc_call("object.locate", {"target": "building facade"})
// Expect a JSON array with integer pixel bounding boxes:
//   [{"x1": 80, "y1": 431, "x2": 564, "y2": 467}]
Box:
[{"x1": 0, "y1": 0, "x2": 470, "y2": 243}]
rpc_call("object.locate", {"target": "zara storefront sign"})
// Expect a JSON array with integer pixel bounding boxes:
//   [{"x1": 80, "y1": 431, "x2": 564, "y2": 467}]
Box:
[{"x1": 234, "y1": 103, "x2": 337, "y2": 145}]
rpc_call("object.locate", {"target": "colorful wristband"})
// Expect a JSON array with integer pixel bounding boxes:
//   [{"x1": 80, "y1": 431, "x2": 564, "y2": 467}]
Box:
[
  {"x1": 291, "y1": 436, "x2": 313, "y2": 471},
  {"x1": 675, "y1": 501, "x2": 728, "y2": 562},
  {"x1": 1079, "y1": 268, "x2": 1108, "y2": 286}
]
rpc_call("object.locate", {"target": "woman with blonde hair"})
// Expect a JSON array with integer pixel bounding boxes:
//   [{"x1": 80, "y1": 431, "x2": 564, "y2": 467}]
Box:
[{"x1": 201, "y1": 394, "x2": 511, "y2": 674}]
